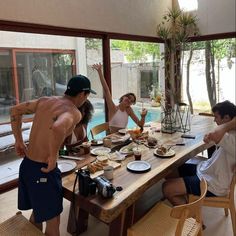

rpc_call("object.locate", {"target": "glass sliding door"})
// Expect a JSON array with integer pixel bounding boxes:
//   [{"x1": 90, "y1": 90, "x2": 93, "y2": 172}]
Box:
[
  {"x1": 110, "y1": 39, "x2": 162, "y2": 127},
  {"x1": 15, "y1": 50, "x2": 75, "y2": 102},
  {"x1": 0, "y1": 49, "x2": 15, "y2": 122},
  {"x1": 0, "y1": 31, "x2": 104, "y2": 125}
]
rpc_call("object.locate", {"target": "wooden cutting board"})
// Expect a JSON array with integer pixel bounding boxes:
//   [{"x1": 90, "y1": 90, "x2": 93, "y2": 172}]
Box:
[{"x1": 84, "y1": 160, "x2": 121, "y2": 179}]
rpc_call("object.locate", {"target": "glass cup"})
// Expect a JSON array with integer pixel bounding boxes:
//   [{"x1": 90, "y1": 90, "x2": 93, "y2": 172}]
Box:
[
  {"x1": 103, "y1": 137, "x2": 112, "y2": 148},
  {"x1": 133, "y1": 148, "x2": 142, "y2": 161},
  {"x1": 82, "y1": 142, "x2": 91, "y2": 154},
  {"x1": 103, "y1": 165, "x2": 114, "y2": 180}
]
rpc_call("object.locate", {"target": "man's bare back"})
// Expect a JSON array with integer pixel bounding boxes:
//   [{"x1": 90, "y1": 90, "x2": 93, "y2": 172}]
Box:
[
  {"x1": 27, "y1": 96, "x2": 81, "y2": 163},
  {"x1": 10, "y1": 95, "x2": 82, "y2": 173}
]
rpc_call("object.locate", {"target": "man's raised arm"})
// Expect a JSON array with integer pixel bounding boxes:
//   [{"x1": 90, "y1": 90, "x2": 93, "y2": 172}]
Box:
[{"x1": 204, "y1": 117, "x2": 236, "y2": 144}]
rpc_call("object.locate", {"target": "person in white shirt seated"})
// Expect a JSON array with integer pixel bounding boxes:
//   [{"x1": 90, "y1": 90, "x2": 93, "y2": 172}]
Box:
[
  {"x1": 64, "y1": 100, "x2": 94, "y2": 151},
  {"x1": 92, "y1": 63, "x2": 147, "y2": 133},
  {"x1": 162, "y1": 100, "x2": 236, "y2": 206}
]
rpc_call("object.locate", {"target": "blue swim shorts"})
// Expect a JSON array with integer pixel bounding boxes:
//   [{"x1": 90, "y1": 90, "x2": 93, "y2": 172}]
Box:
[
  {"x1": 178, "y1": 163, "x2": 215, "y2": 197},
  {"x1": 18, "y1": 157, "x2": 63, "y2": 223}
]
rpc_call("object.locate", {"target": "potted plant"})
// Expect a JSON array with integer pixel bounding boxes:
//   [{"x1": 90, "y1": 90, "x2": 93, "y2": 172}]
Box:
[
  {"x1": 149, "y1": 84, "x2": 162, "y2": 107},
  {"x1": 157, "y1": 8, "x2": 199, "y2": 107}
]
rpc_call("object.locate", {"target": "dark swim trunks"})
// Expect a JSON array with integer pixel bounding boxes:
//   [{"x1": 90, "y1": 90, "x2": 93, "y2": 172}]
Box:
[
  {"x1": 178, "y1": 163, "x2": 216, "y2": 197},
  {"x1": 18, "y1": 157, "x2": 63, "y2": 223}
]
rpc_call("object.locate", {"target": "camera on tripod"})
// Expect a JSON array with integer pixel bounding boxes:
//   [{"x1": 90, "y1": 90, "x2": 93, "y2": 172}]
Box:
[{"x1": 77, "y1": 169, "x2": 116, "y2": 198}]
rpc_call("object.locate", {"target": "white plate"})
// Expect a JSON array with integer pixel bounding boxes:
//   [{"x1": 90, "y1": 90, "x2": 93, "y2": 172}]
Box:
[
  {"x1": 91, "y1": 147, "x2": 111, "y2": 156},
  {"x1": 127, "y1": 161, "x2": 151, "y2": 173},
  {"x1": 154, "y1": 148, "x2": 175, "y2": 158},
  {"x1": 91, "y1": 140, "x2": 103, "y2": 146},
  {"x1": 118, "y1": 128, "x2": 128, "y2": 134},
  {"x1": 57, "y1": 160, "x2": 77, "y2": 173},
  {"x1": 111, "y1": 133, "x2": 130, "y2": 143}
]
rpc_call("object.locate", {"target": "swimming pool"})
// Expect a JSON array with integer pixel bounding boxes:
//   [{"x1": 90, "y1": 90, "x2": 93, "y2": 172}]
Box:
[{"x1": 87, "y1": 100, "x2": 161, "y2": 139}]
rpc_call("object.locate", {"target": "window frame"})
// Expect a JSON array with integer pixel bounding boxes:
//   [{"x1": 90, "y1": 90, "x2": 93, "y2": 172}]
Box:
[{"x1": 0, "y1": 20, "x2": 235, "y2": 124}]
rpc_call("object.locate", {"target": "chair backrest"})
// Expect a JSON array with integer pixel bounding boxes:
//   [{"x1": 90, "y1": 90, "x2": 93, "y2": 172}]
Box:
[
  {"x1": 90, "y1": 122, "x2": 109, "y2": 139},
  {"x1": 171, "y1": 178, "x2": 207, "y2": 235},
  {"x1": 0, "y1": 211, "x2": 44, "y2": 235}
]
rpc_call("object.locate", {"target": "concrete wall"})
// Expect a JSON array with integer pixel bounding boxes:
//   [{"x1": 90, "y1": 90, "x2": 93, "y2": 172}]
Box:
[
  {"x1": 197, "y1": 0, "x2": 235, "y2": 35},
  {"x1": 174, "y1": 0, "x2": 235, "y2": 35},
  {"x1": 0, "y1": 0, "x2": 171, "y2": 37}
]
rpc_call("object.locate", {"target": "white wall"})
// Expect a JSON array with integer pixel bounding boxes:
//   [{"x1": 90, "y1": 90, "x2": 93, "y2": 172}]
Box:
[
  {"x1": 0, "y1": 31, "x2": 76, "y2": 49},
  {"x1": 175, "y1": 0, "x2": 235, "y2": 35},
  {"x1": 0, "y1": 0, "x2": 171, "y2": 37},
  {"x1": 197, "y1": 0, "x2": 235, "y2": 35}
]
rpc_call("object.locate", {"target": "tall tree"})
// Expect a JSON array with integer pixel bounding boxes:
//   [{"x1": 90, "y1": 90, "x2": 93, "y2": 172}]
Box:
[
  {"x1": 205, "y1": 41, "x2": 217, "y2": 108},
  {"x1": 111, "y1": 40, "x2": 160, "y2": 63},
  {"x1": 204, "y1": 39, "x2": 235, "y2": 108},
  {"x1": 157, "y1": 8, "x2": 199, "y2": 107},
  {"x1": 186, "y1": 43, "x2": 194, "y2": 113}
]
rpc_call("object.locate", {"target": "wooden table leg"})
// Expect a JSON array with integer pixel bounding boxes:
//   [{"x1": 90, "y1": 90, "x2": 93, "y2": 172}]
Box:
[
  {"x1": 122, "y1": 204, "x2": 135, "y2": 236},
  {"x1": 109, "y1": 213, "x2": 125, "y2": 236},
  {"x1": 108, "y1": 204, "x2": 135, "y2": 236},
  {"x1": 67, "y1": 202, "x2": 89, "y2": 235}
]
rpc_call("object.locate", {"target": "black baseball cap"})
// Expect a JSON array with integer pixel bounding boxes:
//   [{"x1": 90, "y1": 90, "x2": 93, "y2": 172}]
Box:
[{"x1": 65, "y1": 75, "x2": 96, "y2": 96}]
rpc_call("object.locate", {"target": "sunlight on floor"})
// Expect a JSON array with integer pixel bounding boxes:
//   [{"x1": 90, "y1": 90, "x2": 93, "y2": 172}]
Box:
[{"x1": 0, "y1": 188, "x2": 235, "y2": 236}]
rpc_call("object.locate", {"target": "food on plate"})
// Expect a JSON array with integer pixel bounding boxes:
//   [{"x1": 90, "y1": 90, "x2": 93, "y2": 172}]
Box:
[
  {"x1": 128, "y1": 128, "x2": 148, "y2": 141},
  {"x1": 156, "y1": 146, "x2": 167, "y2": 155},
  {"x1": 96, "y1": 155, "x2": 108, "y2": 163},
  {"x1": 147, "y1": 137, "x2": 158, "y2": 147},
  {"x1": 87, "y1": 159, "x2": 109, "y2": 174},
  {"x1": 121, "y1": 146, "x2": 133, "y2": 153},
  {"x1": 136, "y1": 131, "x2": 149, "y2": 140},
  {"x1": 96, "y1": 150, "x2": 109, "y2": 155},
  {"x1": 87, "y1": 164, "x2": 97, "y2": 173},
  {"x1": 128, "y1": 128, "x2": 141, "y2": 139},
  {"x1": 92, "y1": 162, "x2": 104, "y2": 170},
  {"x1": 91, "y1": 139, "x2": 98, "y2": 145}
]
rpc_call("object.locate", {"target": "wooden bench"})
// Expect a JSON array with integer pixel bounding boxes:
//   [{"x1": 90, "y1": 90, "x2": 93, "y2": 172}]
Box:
[
  {"x1": 0, "y1": 212, "x2": 44, "y2": 236},
  {"x1": 0, "y1": 122, "x2": 32, "y2": 194},
  {"x1": 0, "y1": 122, "x2": 32, "y2": 153}
]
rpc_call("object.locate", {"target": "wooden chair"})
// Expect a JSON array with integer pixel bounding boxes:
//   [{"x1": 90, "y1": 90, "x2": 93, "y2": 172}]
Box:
[
  {"x1": 127, "y1": 179, "x2": 207, "y2": 236},
  {"x1": 0, "y1": 211, "x2": 44, "y2": 236},
  {"x1": 90, "y1": 122, "x2": 109, "y2": 139},
  {"x1": 189, "y1": 173, "x2": 236, "y2": 235}
]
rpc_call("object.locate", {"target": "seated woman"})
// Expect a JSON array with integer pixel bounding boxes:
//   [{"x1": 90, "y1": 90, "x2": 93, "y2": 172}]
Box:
[
  {"x1": 92, "y1": 63, "x2": 147, "y2": 133},
  {"x1": 64, "y1": 100, "x2": 94, "y2": 152}
]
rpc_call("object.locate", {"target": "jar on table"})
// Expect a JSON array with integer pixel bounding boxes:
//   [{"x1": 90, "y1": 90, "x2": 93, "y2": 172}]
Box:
[{"x1": 103, "y1": 137, "x2": 112, "y2": 148}]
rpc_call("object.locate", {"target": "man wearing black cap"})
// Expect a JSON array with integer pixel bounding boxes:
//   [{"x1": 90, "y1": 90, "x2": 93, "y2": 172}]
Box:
[{"x1": 10, "y1": 75, "x2": 96, "y2": 236}]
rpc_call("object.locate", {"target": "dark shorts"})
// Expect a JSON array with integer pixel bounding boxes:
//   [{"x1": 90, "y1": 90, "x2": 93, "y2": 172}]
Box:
[
  {"x1": 18, "y1": 157, "x2": 63, "y2": 223},
  {"x1": 178, "y1": 163, "x2": 216, "y2": 197}
]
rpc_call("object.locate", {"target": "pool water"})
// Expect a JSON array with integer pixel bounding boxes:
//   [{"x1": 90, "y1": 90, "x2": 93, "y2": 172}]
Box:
[{"x1": 87, "y1": 101, "x2": 160, "y2": 140}]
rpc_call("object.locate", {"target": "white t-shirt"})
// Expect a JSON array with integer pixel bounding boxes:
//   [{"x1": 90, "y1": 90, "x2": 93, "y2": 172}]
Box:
[{"x1": 197, "y1": 130, "x2": 236, "y2": 196}]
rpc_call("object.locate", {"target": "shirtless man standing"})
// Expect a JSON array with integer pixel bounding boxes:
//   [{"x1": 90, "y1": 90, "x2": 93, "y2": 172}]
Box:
[{"x1": 10, "y1": 75, "x2": 96, "y2": 236}]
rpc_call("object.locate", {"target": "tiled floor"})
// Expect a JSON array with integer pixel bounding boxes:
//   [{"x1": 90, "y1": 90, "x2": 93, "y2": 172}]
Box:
[{"x1": 0, "y1": 187, "x2": 235, "y2": 236}]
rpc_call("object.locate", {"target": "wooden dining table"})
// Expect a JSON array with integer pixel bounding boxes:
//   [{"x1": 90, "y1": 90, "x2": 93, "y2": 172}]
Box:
[{"x1": 62, "y1": 115, "x2": 216, "y2": 236}]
